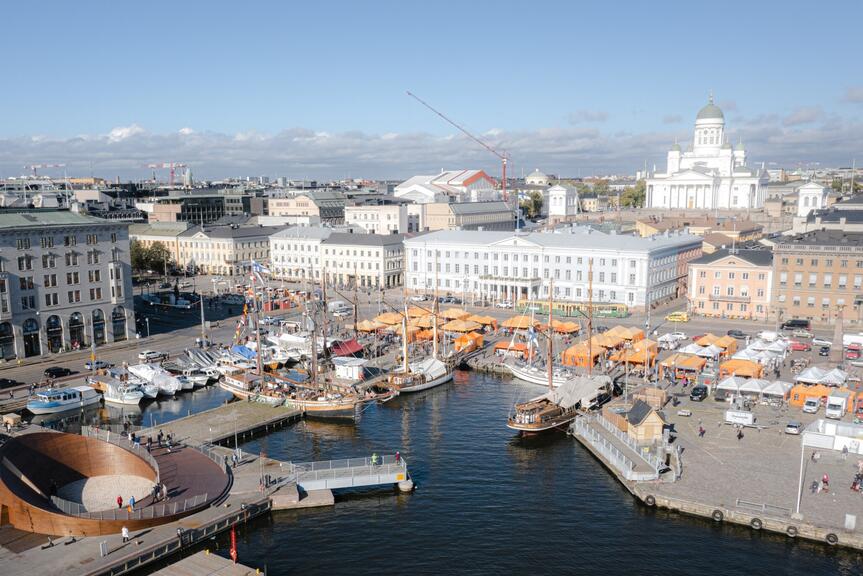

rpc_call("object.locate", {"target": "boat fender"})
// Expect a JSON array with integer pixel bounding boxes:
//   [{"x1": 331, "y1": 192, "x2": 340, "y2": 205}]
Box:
[
  {"x1": 711, "y1": 510, "x2": 724, "y2": 522},
  {"x1": 750, "y1": 518, "x2": 762, "y2": 530},
  {"x1": 826, "y1": 533, "x2": 839, "y2": 545},
  {"x1": 786, "y1": 526, "x2": 798, "y2": 538},
  {"x1": 644, "y1": 495, "x2": 656, "y2": 507}
]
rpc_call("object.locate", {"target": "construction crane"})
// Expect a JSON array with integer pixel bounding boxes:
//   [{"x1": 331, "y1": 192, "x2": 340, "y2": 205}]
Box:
[
  {"x1": 24, "y1": 163, "x2": 66, "y2": 177},
  {"x1": 144, "y1": 162, "x2": 187, "y2": 187},
  {"x1": 406, "y1": 91, "x2": 510, "y2": 202}
]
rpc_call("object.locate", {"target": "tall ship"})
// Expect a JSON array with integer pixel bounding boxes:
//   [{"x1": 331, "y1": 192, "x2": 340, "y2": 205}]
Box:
[{"x1": 388, "y1": 299, "x2": 454, "y2": 394}]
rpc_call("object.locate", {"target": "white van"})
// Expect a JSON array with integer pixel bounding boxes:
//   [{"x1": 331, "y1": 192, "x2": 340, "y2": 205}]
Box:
[
  {"x1": 802, "y1": 397, "x2": 820, "y2": 414},
  {"x1": 826, "y1": 391, "x2": 851, "y2": 419}
]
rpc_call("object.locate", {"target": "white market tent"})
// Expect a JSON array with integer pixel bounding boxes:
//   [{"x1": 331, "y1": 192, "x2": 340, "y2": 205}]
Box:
[
  {"x1": 681, "y1": 343, "x2": 704, "y2": 355},
  {"x1": 820, "y1": 368, "x2": 848, "y2": 386},
  {"x1": 716, "y1": 376, "x2": 747, "y2": 395},
  {"x1": 762, "y1": 380, "x2": 793, "y2": 399},
  {"x1": 696, "y1": 344, "x2": 723, "y2": 359},
  {"x1": 739, "y1": 378, "x2": 771, "y2": 397},
  {"x1": 732, "y1": 349, "x2": 760, "y2": 361}
]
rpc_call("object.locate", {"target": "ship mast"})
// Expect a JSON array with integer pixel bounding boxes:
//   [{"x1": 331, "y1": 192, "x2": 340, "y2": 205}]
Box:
[
  {"x1": 251, "y1": 269, "x2": 263, "y2": 376},
  {"x1": 433, "y1": 255, "x2": 440, "y2": 360},
  {"x1": 547, "y1": 278, "x2": 554, "y2": 391},
  {"x1": 587, "y1": 258, "x2": 593, "y2": 377},
  {"x1": 402, "y1": 301, "x2": 410, "y2": 373}
]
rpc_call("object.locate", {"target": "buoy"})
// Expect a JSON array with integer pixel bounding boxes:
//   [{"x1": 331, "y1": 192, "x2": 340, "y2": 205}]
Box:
[
  {"x1": 398, "y1": 479, "x2": 415, "y2": 492},
  {"x1": 786, "y1": 526, "x2": 798, "y2": 538},
  {"x1": 826, "y1": 533, "x2": 839, "y2": 545},
  {"x1": 644, "y1": 495, "x2": 656, "y2": 507},
  {"x1": 711, "y1": 509, "x2": 724, "y2": 522}
]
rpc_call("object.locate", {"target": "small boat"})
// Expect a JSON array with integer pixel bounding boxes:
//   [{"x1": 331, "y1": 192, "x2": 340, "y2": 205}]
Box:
[
  {"x1": 507, "y1": 375, "x2": 613, "y2": 432},
  {"x1": 388, "y1": 301, "x2": 453, "y2": 394},
  {"x1": 101, "y1": 368, "x2": 159, "y2": 399},
  {"x1": 27, "y1": 386, "x2": 101, "y2": 415},
  {"x1": 103, "y1": 379, "x2": 145, "y2": 405},
  {"x1": 219, "y1": 372, "x2": 287, "y2": 406},
  {"x1": 128, "y1": 363, "x2": 182, "y2": 396},
  {"x1": 505, "y1": 359, "x2": 576, "y2": 388}
]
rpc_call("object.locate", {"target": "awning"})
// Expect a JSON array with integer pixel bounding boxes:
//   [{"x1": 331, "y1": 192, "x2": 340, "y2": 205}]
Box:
[{"x1": 331, "y1": 339, "x2": 363, "y2": 357}]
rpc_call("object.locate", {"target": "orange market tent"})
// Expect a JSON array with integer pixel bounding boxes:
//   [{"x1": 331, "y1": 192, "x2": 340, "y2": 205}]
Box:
[
  {"x1": 454, "y1": 331, "x2": 484, "y2": 352},
  {"x1": 610, "y1": 339, "x2": 658, "y2": 365},
  {"x1": 414, "y1": 315, "x2": 436, "y2": 328},
  {"x1": 494, "y1": 341, "x2": 529, "y2": 358},
  {"x1": 392, "y1": 323, "x2": 421, "y2": 342},
  {"x1": 594, "y1": 333, "x2": 625, "y2": 350},
  {"x1": 540, "y1": 319, "x2": 581, "y2": 334},
  {"x1": 502, "y1": 316, "x2": 539, "y2": 330},
  {"x1": 789, "y1": 384, "x2": 832, "y2": 407},
  {"x1": 415, "y1": 329, "x2": 435, "y2": 341},
  {"x1": 620, "y1": 327, "x2": 645, "y2": 342},
  {"x1": 659, "y1": 353, "x2": 706, "y2": 379},
  {"x1": 440, "y1": 308, "x2": 470, "y2": 320},
  {"x1": 407, "y1": 306, "x2": 429, "y2": 318},
  {"x1": 713, "y1": 335, "x2": 738, "y2": 355},
  {"x1": 719, "y1": 359, "x2": 763, "y2": 379},
  {"x1": 357, "y1": 319, "x2": 386, "y2": 332},
  {"x1": 374, "y1": 312, "x2": 403, "y2": 326},
  {"x1": 561, "y1": 343, "x2": 603, "y2": 368},
  {"x1": 467, "y1": 314, "x2": 498, "y2": 328},
  {"x1": 695, "y1": 333, "x2": 720, "y2": 346},
  {"x1": 442, "y1": 319, "x2": 482, "y2": 333}
]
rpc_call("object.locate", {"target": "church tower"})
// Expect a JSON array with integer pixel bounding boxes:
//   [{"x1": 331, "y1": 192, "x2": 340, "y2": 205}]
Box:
[{"x1": 693, "y1": 94, "x2": 725, "y2": 154}]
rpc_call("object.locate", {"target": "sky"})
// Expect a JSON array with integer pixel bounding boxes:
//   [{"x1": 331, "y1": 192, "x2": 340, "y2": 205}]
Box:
[{"x1": 0, "y1": 0, "x2": 861, "y2": 181}]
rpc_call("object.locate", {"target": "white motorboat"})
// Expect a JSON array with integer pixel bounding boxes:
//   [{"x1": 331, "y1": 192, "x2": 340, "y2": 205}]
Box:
[
  {"x1": 505, "y1": 359, "x2": 576, "y2": 388},
  {"x1": 388, "y1": 301, "x2": 453, "y2": 394},
  {"x1": 27, "y1": 386, "x2": 101, "y2": 415},
  {"x1": 128, "y1": 363, "x2": 182, "y2": 396},
  {"x1": 176, "y1": 375, "x2": 194, "y2": 391},
  {"x1": 103, "y1": 380, "x2": 145, "y2": 405}
]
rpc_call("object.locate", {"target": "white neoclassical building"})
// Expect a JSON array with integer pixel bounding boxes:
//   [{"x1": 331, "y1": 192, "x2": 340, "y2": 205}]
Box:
[
  {"x1": 404, "y1": 227, "x2": 702, "y2": 312},
  {"x1": 796, "y1": 182, "x2": 829, "y2": 218},
  {"x1": 547, "y1": 184, "x2": 579, "y2": 222},
  {"x1": 646, "y1": 95, "x2": 768, "y2": 211}
]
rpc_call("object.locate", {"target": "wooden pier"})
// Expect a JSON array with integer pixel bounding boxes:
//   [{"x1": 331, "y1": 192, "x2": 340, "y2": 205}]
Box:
[
  {"x1": 151, "y1": 550, "x2": 262, "y2": 576},
  {"x1": 140, "y1": 400, "x2": 303, "y2": 446}
]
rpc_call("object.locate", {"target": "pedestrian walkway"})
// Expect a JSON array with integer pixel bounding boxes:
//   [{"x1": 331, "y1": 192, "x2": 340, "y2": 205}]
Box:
[{"x1": 572, "y1": 414, "x2": 662, "y2": 481}]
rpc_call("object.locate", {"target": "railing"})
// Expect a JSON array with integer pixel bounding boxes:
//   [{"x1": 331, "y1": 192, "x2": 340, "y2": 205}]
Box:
[
  {"x1": 573, "y1": 418, "x2": 647, "y2": 481},
  {"x1": 735, "y1": 498, "x2": 792, "y2": 517},
  {"x1": 290, "y1": 454, "x2": 408, "y2": 486},
  {"x1": 81, "y1": 426, "x2": 160, "y2": 485},
  {"x1": 50, "y1": 493, "x2": 208, "y2": 520},
  {"x1": 708, "y1": 294, "x2": 751, "y2": 303},
  {"x1": 593, "y1": 414, "x2": 665, "y2": 472}
]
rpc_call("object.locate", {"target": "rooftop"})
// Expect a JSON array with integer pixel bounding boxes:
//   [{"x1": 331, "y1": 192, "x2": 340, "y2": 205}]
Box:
[
  {"x1": 690, "y1": 248, "x2": 773, "y2": 267},
  {"x1": 270, "y1": 226, "x2": 333, "y2": 241},
  {"x1": 449, "y1": 201, "x2": 514, "y2": 215},
  {"x1": 779, "y1": 230, "x2": 863, "y2": 248},
  {"x1": 324, "y1": 232, "x2": 405, "y2": 246},
  {"x1": 180, "y1": 224, "x2": 285, "y2": 239},
  {"x1": 0, "y1": 210, "x2": 117, "y2": 230}
]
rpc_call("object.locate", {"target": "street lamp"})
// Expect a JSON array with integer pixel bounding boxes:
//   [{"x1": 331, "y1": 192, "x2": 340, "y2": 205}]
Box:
[{"x1": 145, "y1": 318, "x2": 150, "y2": 339}]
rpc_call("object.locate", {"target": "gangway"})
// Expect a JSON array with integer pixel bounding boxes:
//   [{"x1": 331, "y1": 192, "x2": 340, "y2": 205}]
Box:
[{"x1": 290, "y1": 454, "x2": 409, "y2": 491}]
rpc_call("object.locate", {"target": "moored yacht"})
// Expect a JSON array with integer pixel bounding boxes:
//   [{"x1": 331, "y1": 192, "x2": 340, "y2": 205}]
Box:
[{"x1": 27, "y1": 386, "x2": 101, "y2": 415}]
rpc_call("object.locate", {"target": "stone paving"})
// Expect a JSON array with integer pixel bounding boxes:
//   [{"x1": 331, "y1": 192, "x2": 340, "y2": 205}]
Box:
[
  {"x1": 654, "y1": 391, "x2": 863, "y2": 531},
  {"x1": 57, "y1": 475, "x2": 154, "y2": 511}
]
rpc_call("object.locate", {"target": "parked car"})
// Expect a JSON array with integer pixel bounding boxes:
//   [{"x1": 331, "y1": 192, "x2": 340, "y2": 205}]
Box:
[
  {"x1": 333, "y1": 308, "x2": 353, "y2": 318},
  {"x1": 495, "y1": 301, "x2": 513, "y2": 309},
  {"x1": 158, "y1": 281, "x2": 171, "y2": 289},
  {"x1": 846, "y1": 348, "x2": 861, "y2": 361},
  {"x1": 665, "y1": 311, "x2": 689, "y2": 322},
  {"x1": 726, "y1": 329, "x2": 747, "y2": 339},
  {"x1": 138, "y1": 350, "x2": 168, "y2": 361},
  {"x1": 670, "y1": 331, "x2": 687, "y2": 341},
  {"x1": 409, "y1": 294, "x2": 428, "y2": 302},
  {"x1": 818, "y1": 346, "x2": 831, "y2": 357},
  {"x1": 785, "y1": 421, "x2": 803, "y2": 435},
  {"x1": 812, "y1": 337, "x2": 832, "y2": 347},
  {"x1": 0, "y1": 378, "x2": 22, "y2": 389},
  {"x1": 789, "y1": 341, "x2": 811, "y2": 352},
  {"x1": 84, "y1": 360, "x2": 113, "y2": 370},
  {"x1": 43, "y1": 366, "x2": 73, "y2": 378},
  {"x1": 689, "y1": 385, "x2": 709, "y2": 402},
  {"x1": 803, "y1": 398, "x2": 820, "y2": 413},
  {"x1": 594, "y1": 325, "x2": 610, "y2": 334},
  {"x1": 782, "y1": 319, "x2": 812, "y2": 331},
  {"x1": 792, "y1": 329, "x2": 814, "y2": 339}
]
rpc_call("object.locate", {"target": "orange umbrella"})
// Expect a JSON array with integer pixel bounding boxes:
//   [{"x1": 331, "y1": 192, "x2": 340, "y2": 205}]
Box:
[
  {"x1": 442, "y1": 319, "x2": 482, "y2": 333},
  {"x1": 406, "y1": 306, "x2": 429, "y2": 318},
  {"x1": 357, "y1": 319, "x2": 385, "y2": 332},
  {"x1": 374, "y1": 312, "x2": 403, "y2": 325},
  {"x1": 440, "y1": 308, "x2": 470, "y2": 320},
  {"x1": 502, "y1": 315, "x2": 538, "y2": 330}
]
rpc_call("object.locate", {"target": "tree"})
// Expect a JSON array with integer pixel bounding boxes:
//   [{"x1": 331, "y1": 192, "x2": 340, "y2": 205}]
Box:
[
  {"x1": 620, "y1": 180, "x2": 646, "y2": 208},
  {"x1": 130, "y1": 240, "x2": 173, "y2": 275},
  {"x1": 130, "y1": 240, "x2": 149, "y2": 273},
  {"x1": 148, "y1": 242, "x2": 172, "y2": 275},
  {"x1": 519, "y1": 190, "x2": 545, "y2": 219}
]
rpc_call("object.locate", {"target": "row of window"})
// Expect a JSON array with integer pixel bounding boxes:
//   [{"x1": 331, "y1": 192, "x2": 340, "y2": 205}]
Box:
[
  {"x1": 17, "y1": 249, "x2": 119, "y2": 271},
  {"x1": 778, "y1": 295, "x2": 846, "y2": 308},
  {"x1": 697, "y1": 285, "x2": 766, "y2": 298},
  {"x1": 19, "y1": 232, "x2": 117, "y2": 251},
  {"x1": 413, "y1": 250, "x2": 638, "y2": 268},
  {"x1": 40, "y1": 286, "x2": 122, "y2": 308},
  {"x1": 779, "y1": 257, "x2": 863, "y2": 268},
  {"x1": 778, "y1": 272, "x2": 861, "y2": 289},
  {"x1": 698, "y1": 270, "x2": 767, "y2": 281},
  {"x1": 696, "y1": 301, "x2": 765, "y2": 314}
]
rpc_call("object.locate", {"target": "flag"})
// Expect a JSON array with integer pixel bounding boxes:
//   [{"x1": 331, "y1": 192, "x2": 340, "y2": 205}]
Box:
[{"x1": 251, "y1": 260, "x2": 270, "y2": 275}]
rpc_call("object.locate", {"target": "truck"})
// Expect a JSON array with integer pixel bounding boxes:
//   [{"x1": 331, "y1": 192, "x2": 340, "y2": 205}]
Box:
[
  {"x1": 843, "y1": 333, "x2": 863, "y2": 349},
  {"x1": 825, "y1": 390, "x2": 852, "y2": 419},
  {"x1": 327, "y1": 300, "x2": 348, "y2": 312}
]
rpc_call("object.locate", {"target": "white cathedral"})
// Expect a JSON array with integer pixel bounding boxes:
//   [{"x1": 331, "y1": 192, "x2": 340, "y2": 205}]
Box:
[{"x1": 646, "y1": 96, "x2": 768, "y2": 210}]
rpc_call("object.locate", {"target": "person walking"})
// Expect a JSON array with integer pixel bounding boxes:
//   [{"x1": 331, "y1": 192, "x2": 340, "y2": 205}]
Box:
[
  {"x1": 736, "y1": 428, "x2": 744, "y2": 441},
  {"x1": 698, "y1": 425, "x2": 705, "y2": 438},
  {"x1": 121, "y1": 526, "x2": 129, "y2": 543},
  {"x1": 117, "y1": 495, "x2": 123, "y2": 509},
  {"x1": 129, "y1": 495, "x2": 135, "y2": 511},
  {"x1": 395, "y1": 451, "x2": 401, "y2": 464}
]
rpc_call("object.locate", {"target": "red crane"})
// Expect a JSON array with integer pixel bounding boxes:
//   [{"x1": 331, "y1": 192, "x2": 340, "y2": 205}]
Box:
[
  {"x1": 24, "y1": 163, "x2": 65, "y2": 177},
  {"x1": 144, "y1": 162, "x2": 187, "y2": 187},
  {"x1": 406, "y1": 91, "x2": 510, "y2": 202}
]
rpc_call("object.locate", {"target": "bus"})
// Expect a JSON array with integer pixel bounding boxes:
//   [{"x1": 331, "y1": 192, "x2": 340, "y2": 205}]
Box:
[{"x1": 516, "y1": 299, "x2": 629, "y2": 319}]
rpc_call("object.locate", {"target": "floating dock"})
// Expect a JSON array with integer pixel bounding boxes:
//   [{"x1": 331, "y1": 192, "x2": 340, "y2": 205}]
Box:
[{"x1": 151, "y1": 550, "x2": 262, "y2": 576}]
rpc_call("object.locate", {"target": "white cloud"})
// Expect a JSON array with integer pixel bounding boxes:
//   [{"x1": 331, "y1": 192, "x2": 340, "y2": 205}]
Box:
[
  {"x1": 568, "y1": 109, "x2": 609, "y2": 124},
  {"x1": 107, "y1": 124, "x2": 146, "y2": 143},
  {"x1": 783, "y1": 106, "x2": 822, "y2": 127},
  {"x1": 0, "y1": 116, "x2": 861, "y2": 180},
  {"x1": 662, "y1": 115, "x2": 682, "y2": 125},
  {"x1": 178, "y1": 127, "x2": 195, "y2": 135},
  {"x1": 843, "y1": 86, "x2": 863, "y2": 103}
]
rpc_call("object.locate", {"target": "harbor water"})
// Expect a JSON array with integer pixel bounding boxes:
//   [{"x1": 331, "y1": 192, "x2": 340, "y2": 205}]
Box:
[{"x1": 61, "y1": 373, "x2": 862, "y2": 575}]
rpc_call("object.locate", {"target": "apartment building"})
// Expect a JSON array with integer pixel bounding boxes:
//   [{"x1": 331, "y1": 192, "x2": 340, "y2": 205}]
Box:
[
  {"x1": 177, "y1": 224, "x2": 283, "y2": 276},
  {"x1": 0, "y1": 211, "x2": 134, "y2": 358},
  {"x1": 344, "y1": 203, "x2": 409, "y2": 234},
  {"x1": 687, "y1": 249, "x2": 773, "y2": 321},
  {"x1": 128, "y1": 222, "x2": 190, "y2": 264},
  {"x1": 773, "y1": 230, "x2": 863, "y2": 326},
  {"x1": 268, "y1": 190, "x2": 345, "y2": 223},
  {"x1": 420, "y1": 201, "x2": 515, "y2": 231},
  {"x1": 136, "y1": 194, "x2": 225, "y2": 224},
  {"x1": 321, "y1": 233, "x2": 405, "y2": 289},
  {"x1": 269, "y1": 226, "x2": 332, "y2": 281}
]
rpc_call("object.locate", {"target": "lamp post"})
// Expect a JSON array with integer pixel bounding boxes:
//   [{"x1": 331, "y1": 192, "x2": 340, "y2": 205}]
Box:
[
  {"x1": 145, "y1": 318, "x2": 150, "y2": 339},
  {"x1": 795, "y1": 439, "x2": 806, "y2": 517}
]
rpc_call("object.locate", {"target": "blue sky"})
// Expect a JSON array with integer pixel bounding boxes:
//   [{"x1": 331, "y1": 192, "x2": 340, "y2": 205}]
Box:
[{"x1": 0, "y1": 0, "x2": 861, "y2": 179}]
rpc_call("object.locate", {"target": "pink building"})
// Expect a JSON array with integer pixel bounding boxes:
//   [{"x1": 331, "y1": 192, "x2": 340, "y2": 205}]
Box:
[{"x1": 688, "y1": 249, "x2": 773, "y2": 321}]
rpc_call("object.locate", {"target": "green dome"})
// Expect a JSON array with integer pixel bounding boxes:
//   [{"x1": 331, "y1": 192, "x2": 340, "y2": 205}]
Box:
[{"x1": 696, "y1": 96, "x2": 724, "y2": 121}]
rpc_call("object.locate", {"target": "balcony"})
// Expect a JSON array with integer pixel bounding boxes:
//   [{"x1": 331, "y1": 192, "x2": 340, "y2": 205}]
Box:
[{"x1": 708, "y1": 294, "x2": 751, "y2": 303}]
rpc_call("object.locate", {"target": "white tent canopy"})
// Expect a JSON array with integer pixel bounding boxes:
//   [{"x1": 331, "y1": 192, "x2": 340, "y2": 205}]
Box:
[
  {"x1": 739, "y1": 378, "x2": 771, "y2": 395},
  {"x1": 820, "y1": 368, "x2": 848, "y2": 386},
  {"x1": 767, "y1": 340, "x2": 789, "y2": 354},
  {"x1": 696, "y1": 344, "x2": 723, "y2": 359},
  {"x1": 716, "y1": 376, "x2": 747, "y2": 394},
  {"x1": 748, "y1": 339, "x2": 770, "y2": 351},
  {"x1": 796, "y1": 366, "x2": 828, "y2": 385},
  {"x1": 681, "y1": 343, "x2": 704, "y2": 355},
  {"x1": 762, "y1": 380, "x2": 793, "y2": 398},
  {"x1": 732, "y1": 349, "x2": 760, "y2": 361}
]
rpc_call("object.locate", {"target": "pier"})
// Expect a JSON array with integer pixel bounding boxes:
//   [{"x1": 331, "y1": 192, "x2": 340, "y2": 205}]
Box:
[{"x1": 151, "y1": 550, "x2": 263, "y2": 576}]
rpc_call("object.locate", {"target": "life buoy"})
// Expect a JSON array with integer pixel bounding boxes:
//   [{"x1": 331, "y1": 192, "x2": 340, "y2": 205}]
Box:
[
  {"x1": 712, "y1": 509, "x2": 724, "y2": 522},
  {"x1": 751, "y1": 518, "x2": 763, "y2": 530},
  {"x1": 786, "y1": 526, "x2": 798, "y2": 538},
  {"x1": 826, "y1": 533, "x2": 839, "y2": 545},
  {"x1": 644, "y1": 495, "x2": 656, "y2": 507}
]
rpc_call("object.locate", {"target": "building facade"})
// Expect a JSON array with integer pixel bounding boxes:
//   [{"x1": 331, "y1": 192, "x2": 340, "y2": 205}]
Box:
[
  {"x1": 321, "y1": 233, "x2": 405, "y2": 289},
  {"x1": 404, "y1": 228, "x2": 702, "y2": 311},
  {"x1": 547, "y1": 185, "x2": 579, "y2": 223},
  {"x1": 177, "y1": 225, "x2": 283, "y2": 276},
  {"x1": 268, "y1": 190, "x2": 346, "y2": 223},
  {"x1": 420, "y1": 201, "x2": 515, "y2": 231},
  {"x1": 646, "y1": 95, "x2": 768, "y2": 210},
  {"x1": 0, "y1": 211, "x2": 135, "y2": 359},
  {"x1": 136, "y1": 194, "x2": 226, "y2": 224},
  {"x1": 269, "y1": 226, "x2": 332, "y2": 281},
  {"x1": 344, "y1": 203, "x2": 409, "y2": 235},
  {"x1": 773, "y1": 231, "x2": 863, "y2": 326},
  {"x1": 394, "y1": 170, "x2": 497, "y2": 204},
  {"x1": 687, "y1": 249, "x2": 773, "y2": 321}
]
